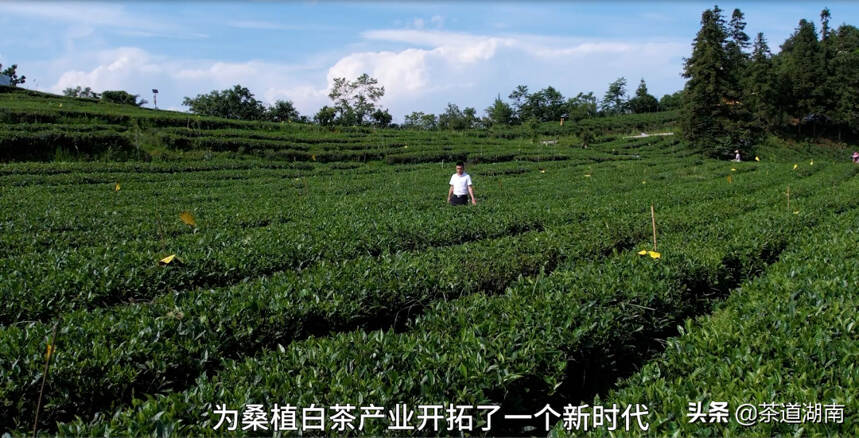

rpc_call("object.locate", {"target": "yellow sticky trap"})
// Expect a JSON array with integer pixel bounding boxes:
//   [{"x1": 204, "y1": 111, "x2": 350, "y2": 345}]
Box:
[
  {"x1": 793, "y1": 164, "x2": 798, "y2": 170},
  {"x1": 45, "y1": 344, "x2": 54, "y2": 361},
  {"x1": 114, "y1": 182, "x2": 120, "y2": 192},
  {"x1": 179, "y1": 211, "x2": 196, "y2": 227},
  {"x1": 755, "y1": 156, "x2": 760, "y2": 162},
  {"x1": 637, "y1": 250, "x2": 648, "y2": 256},
  {"x1": 159, "y1": 254, "x2": 178, "y2": 265},
  {"x1": 648, "y1": 250, "x2": 661, "y2": 259}
]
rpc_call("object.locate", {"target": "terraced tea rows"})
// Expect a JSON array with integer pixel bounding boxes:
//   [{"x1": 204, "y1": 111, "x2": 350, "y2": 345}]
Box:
[{"x1": 2, "y1": 88, "x2": 855, "y2": 436}]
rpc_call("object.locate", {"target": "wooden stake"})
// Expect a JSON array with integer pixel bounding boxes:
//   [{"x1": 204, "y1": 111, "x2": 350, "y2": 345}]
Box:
[
  {"x1": 32, "y1": 323, "x2": 58, "y2": 438},
  {"x1": 651, "y1": 204, "x2": 658, "y2": 250}
]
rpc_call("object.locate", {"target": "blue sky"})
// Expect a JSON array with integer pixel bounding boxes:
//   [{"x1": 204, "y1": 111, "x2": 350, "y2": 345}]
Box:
[{"x1": 1, "y1": 1, "x2": 856, "y2": 122}]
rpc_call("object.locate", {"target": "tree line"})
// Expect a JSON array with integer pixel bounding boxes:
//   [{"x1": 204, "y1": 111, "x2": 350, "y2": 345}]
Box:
[
  {"x1": 683, "y1": 6, "x2": 859, "y2": 157},
  {"x1": 50, "y1": 73, "x2": 679, "y2": 130},
  {"x1": 63, "y1": 87, "x2": 149, "y2": 107},
  {"x1": 401, "y1": 78, "x2": 681, "y2": 130}
]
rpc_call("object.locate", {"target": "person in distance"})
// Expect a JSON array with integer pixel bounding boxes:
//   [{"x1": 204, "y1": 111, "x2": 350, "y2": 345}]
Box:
[{"x1": 447, "y1": 161, "x2": 477, "y2": 206}]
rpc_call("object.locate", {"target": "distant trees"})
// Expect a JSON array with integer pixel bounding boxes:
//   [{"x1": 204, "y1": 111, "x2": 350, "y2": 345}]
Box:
[
  {"x1": 437, "y1": 103, "x2": 479, "y2": 130},
  {"x1": 506, "y1": 85, "x2": 566, "y2": 122},
  {"x1": 0, "y1": 64, "x2": 26, "y2": 86},
  {"x1": 600, "y1": 77, "x2": 628, "y2": 115},
  {"x1": 484, "y1": 95, "x2": 515, "y2": 126},
  {"x1": 327, "y1": 73, "x2": 386, "y2": 125},
  {"x1": 403, "y1": 111, "x2": 438, "y2": 130},
  {"x1": 169, "y1": 72, "x2": 680, "y2": 130},
  {"x1": 184, "y1": 85, "x2": 266, "y2": 120},
  {"x1": 184, "y1": 85, "x2": 309, "y2": 123},
  {"x1": 628, "y1": 79, "x2": 659, "y2": 114},
  {"x1": 101, "y1": 90, "x2": 148, "y2": 107},
  {"x1": 268, "y1": 100, "x2": 300, "y2": 123},
  {"x1": 63, "y1": 86, "x2": 99, "y2": 99},
  {"x1": 484, "y1": 95, "x2": 514, "y2": 126},
  {"x1": 63, "y1": 86, "x2": 146, "y2": 106},
  {"x1": 565, "y1": 92, "x2": 598, "y2": 121},
  {"x1": 371, "y1": 108, "x2": 393, "y2": 128},
  {"x1": 659, "y1": 91, "x2": 684, "y2": 111},
  {"x1": 313, "y1": 106, "x2": 337, "y2": 126}
]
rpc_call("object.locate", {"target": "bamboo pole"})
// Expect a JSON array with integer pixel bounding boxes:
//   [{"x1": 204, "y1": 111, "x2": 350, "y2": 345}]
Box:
[
  {"x1": 651, "y1": 204, "x2": 658, "y2": 250},
  {"x1": 32, "y1": 323, "x2": 58, "y2": 438}
]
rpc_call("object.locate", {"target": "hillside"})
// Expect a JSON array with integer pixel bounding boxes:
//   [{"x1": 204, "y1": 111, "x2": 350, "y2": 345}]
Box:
[{"x1": 0, "y1": 86, "x2": 678, "y2": 164}]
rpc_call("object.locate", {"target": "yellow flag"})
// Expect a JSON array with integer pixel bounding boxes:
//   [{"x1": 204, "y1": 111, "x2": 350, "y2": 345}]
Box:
[
  {"x1": 793, "y1": 164, "x2": 798, "y2": 170},
  {"x1": 755, "y1": 156, "x2": 760, "y2": 162},
  {"x1": 159, "y1": 254, "x2": 178, "y2": 265},
  {"x1": 637, "y1": 250, "x2": 648, "y2": 255},
  {"x1": 114, "y1": 182, "x2": 120, "y2": 192},
  {"x1": 648, "y1": 250, "x2": 661, "y2": 259},
  {"x1": 179, "y1": 211, "x2": 196, "y2": 227}
]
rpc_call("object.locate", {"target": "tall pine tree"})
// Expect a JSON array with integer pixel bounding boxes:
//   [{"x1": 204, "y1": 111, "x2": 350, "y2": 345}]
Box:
[
  {"x1": 724, "y1": 8, "x2": 757, "y2": 149},
  {"x1": 778, "y1": 19, "x2": 825, "y2": 126},
  {"x1": 681, "y1": 7, "x2": 735, "y2": 157},
  {"x1": 744, "y1": 33, "x2": 779, "y2": 130},
  {"x1": 830, "y1": 24, "x2": 859, "y2": 139}
]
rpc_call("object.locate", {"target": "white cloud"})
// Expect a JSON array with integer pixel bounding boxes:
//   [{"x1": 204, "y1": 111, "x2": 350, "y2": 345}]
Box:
[
  {"x1": 328, "y1": 29, "x2": 688, "y2": 120},
  {"x1": 229, "y1": 20, "x2": 284, "y2": 30},
  {"x1": 327, "y1": 49, "x2": 431, "y2": 98},
  {"x1": 0, "y1": 2, "x2": 135, "y2": 27},
  {"x1": 226, "y1": 20, "x2": 338, "y2": 32},
  {"x1": 39, "y1": 27, "x2": 689, "y2": 123},
  {"x1": 0, "y1": 2, "x2": 205, "y2": 39},
  {"x1": 47, "y1": 47, "x2": 327, "y2": 115}
]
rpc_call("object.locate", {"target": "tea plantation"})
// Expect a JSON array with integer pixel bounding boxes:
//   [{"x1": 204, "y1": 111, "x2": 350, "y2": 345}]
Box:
[{"x1": 1, "y1": 87, "x2": 856, "y2": 436}]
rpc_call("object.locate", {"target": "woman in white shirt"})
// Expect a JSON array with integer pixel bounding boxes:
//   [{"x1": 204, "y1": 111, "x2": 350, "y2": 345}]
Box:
[{"x1": 447, "y1": 162, "x2": 477, "y2": 206}]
